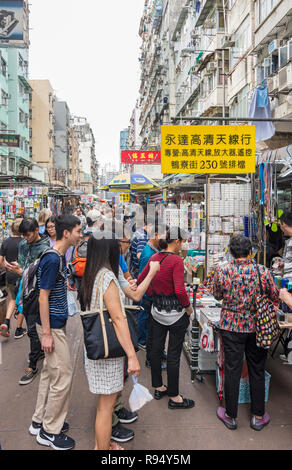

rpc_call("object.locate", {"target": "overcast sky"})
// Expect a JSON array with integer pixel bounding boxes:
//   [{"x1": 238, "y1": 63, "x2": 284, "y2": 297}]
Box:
[{"x1": 29, "y1": 0, "x2": 144, "y2": 170}]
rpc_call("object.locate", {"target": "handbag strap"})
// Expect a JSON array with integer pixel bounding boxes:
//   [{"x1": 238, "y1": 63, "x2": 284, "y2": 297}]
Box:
[
  {"x1": 98, "y1": 271, "x2": 109, "y2": 359},
  {"x1": 255, "y1": 264, "x2": 264, "y2": 297}
]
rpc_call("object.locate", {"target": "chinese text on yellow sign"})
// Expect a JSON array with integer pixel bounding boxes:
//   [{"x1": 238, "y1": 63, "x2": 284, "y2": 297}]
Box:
[
  {"x1": 161, "y1": 125, "x2": 256, "y2": 174},
  {"x1": 119, "y1": 193, "x2": 130, "y2": 203}
]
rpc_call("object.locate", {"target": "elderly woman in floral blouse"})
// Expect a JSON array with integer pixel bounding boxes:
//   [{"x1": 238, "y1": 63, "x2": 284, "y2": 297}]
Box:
[{"x1": 210, "y1": 234, "x2": 279, "y2": 432}]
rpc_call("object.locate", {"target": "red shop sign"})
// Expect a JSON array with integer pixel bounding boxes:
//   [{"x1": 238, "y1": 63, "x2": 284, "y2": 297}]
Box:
[{"x1": 121, "y1": 151, "x2": 161, "y2": 164}]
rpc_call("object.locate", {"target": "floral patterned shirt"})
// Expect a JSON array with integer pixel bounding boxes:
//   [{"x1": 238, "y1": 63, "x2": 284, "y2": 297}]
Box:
[{"x1": 209, "y1": 259, "x2": 279, "y2": 333}]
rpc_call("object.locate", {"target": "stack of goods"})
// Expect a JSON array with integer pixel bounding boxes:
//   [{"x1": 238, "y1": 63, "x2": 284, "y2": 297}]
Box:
[{"x1": 207, "y1": 182, "x2": 251, "y2": 270}]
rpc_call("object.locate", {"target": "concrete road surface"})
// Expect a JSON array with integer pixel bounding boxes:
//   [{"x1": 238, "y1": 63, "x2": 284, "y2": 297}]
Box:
[{"x1": 1, "y1": 315, "x2": 292, "y2": 450}]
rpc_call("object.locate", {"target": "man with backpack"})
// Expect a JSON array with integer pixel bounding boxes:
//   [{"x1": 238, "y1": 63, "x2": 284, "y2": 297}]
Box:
[
  {"x1": 29, "y1": 215, "x2": 82, "y2": 451},
  {"x1": 5, "y1": 218, "x2": 50, "y2": 386}
]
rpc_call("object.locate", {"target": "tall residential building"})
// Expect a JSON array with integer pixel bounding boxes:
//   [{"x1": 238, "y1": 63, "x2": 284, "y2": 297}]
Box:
[
  {"x1": 135, "y1": 0, "x2": 292, "y2": 157},
  {"x1": 0, "y1": 1, "x2": 30, "y2": 176},
  {"x1": 54, "y1": 99, "x2": 71, "y2": 186},
  {"x1": 29, "y1": 79, "x2": 55, "y2": 183},
  {"x1": 71, "y1": 116, "x2": 99, "y2": 194}
]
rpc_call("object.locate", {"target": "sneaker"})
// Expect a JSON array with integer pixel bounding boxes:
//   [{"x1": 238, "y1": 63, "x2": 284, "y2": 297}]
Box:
[
  {"x1": 250, "y1": 413, "x2": 270, "y2": 431},
  {"x1": 217, "y1": 407, "x2": 237, "y2": 430},
  {"x1": 14, "y1": 327, "x2": 27, "y2": 339},
  {"x1": 29, "y1": 421, "x2": 69, "y2": 436},
  {"x1": 138, "y1": 343, "x2": 146, "y2": 352},
  {"x1": 111, "y1": 423, "x2": 134, "y2": 443},
  {"x1": 280, "y1": 354, "x2": 288, "y2": 362},
  {"x1": 116, "y1": 407, "x2": 138, "y2": 424},
  {"x1": 37, "y1": 427, "x2": 75, "y2": 450},
  {"x1": 19, "y1": 367, "x2": 38, "y2": 386},
  {"x1": 0, "y1": 320, "x2": 10, "y2": 338}
]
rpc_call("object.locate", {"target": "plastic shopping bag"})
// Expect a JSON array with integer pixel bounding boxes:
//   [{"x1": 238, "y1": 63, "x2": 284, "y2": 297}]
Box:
[
  {"x1": 129, "y1": 376, "x2": 153, "y2": 412},
  {"x1": 67, "y1": 290, "x2": 80, "y2": 318},
  {"x1": 200, "y1": 323, "x2": 214, "y2": 353}
]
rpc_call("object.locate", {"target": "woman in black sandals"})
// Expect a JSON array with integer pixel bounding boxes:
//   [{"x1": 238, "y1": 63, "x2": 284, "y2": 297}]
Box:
[{"x1": 138, "y1": 227, "x2": 195, "y2": 410}]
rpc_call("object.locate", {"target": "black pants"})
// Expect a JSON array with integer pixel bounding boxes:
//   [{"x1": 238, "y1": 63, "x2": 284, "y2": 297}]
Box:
[
  {"x1": 24, "y1": 310, "x2": 42, "y2": 369},
  {"x1": 142, "y1": 298, "x2": 153, "y2": 363},
  {"x1": 221, "y1": 330, "x2": 267, "y2": 419},
  {"x1": 150, "y1": 313, "x2": 189, "y2": 397}
]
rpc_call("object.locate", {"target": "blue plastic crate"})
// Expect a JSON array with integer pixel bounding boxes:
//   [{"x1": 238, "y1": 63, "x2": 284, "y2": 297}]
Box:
[{"x1": 216, "y1": 370, "x2": 271, "y2": 404}]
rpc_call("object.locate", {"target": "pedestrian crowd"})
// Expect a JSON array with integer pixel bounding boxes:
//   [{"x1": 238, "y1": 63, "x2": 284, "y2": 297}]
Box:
[{"x1": 1, "y1": 202, "x2": 292, "y2": 450}]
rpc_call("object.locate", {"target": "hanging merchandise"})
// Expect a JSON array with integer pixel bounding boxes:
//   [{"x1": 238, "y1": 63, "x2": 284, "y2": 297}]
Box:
[
  {"x1": 248, "y1": 86, "x2": 275, "y2": 142},
  {"x1": 0, "y1": 185, "x2": 49, "y2": 240}
]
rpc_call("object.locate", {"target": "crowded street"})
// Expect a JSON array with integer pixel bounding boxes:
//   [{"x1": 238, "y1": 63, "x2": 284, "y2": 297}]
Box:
[
  {"x1": 1, "y1": 0, "x2": 292, "y2": 457},
  {"x1": 2, "y1": 313, "x2": 292, "y2": 451}
]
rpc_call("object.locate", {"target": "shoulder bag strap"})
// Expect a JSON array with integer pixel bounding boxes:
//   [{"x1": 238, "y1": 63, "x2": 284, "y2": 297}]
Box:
[
  {"x1": 99, "y1": 272, "x2": 109, "y2": 358},
  {"x1": 256, "y1": 264, "x2": 264, "y2": 297}
]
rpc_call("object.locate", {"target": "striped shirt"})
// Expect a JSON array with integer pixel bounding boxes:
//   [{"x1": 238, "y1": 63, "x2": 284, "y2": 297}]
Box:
[
  {"x1": 36, "y1": 252, "x2": 68, "y2": 329},
  {"x1": 130, "y1": 228, "x2": 148, "y2": 277},
  {"x1": 138, "y1": 252, "x2": 190, "y2": 308}
]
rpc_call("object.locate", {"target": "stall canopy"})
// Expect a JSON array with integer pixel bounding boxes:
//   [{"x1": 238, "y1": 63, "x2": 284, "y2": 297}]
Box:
[{"x1": 100, "y1": 173, "x2": 161, "y2": 193}]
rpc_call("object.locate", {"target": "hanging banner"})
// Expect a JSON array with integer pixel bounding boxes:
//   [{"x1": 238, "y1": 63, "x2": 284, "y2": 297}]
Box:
[
  {"x1": 161, "y1": 125, "x2": 256, "y2": 174},
  {"x1": 121, "y1": 150, "x2": 161, "y2": 164},
  {"x1": 0, "y1": 1, "x2": 24, "y2": 41}
]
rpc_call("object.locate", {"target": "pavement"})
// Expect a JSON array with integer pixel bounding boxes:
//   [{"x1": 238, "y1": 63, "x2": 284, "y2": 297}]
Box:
[{"x1": 1, "y1": 315, "x2": 292, "y2": 450}]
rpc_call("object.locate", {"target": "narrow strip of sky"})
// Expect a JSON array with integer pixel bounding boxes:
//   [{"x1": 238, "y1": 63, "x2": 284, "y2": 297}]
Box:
[{"x1": 29, "y1": 0, "x2": 145, "y2": 168}]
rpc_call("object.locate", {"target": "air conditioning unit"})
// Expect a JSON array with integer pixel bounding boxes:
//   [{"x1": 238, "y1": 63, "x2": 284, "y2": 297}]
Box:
[
  {"x1": 221, "y1": 35, "x2": 235, "y2": 48},
  {"x1": 203, "y1": 19, "x2": 215, "y2": 29},
  {"x1": 206, "y1": 61, "x2": 216, "y2": 72},
  {"x1": 279, "y1": 63, "x2": 292, "y2": 92},
  {"x1": 268, "y1": 39, "x2": 280, "y2": 55},
  {"x1": 267, "y1": 75, "x2": 279, "y2": 94}
]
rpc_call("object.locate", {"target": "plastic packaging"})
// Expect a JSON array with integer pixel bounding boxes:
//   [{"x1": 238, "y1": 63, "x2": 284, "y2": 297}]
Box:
[
  {"x1": 67, "y1": 290, "x2": 80, "y2": 317},
  {"x1": 129, "y1": 376, "x2": 153, "y2": 412},
  {"x1": 199, "y1": 323, "x2": 215, "y2": 353}
]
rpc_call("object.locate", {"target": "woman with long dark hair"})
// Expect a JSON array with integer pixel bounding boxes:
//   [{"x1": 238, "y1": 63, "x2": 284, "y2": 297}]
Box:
[
  {"x1": 138, "y1": 227, "x2": 195, "y2": 410},
  {"x1": 81, "y1": 231, "x2": 140, "y2": 451}
]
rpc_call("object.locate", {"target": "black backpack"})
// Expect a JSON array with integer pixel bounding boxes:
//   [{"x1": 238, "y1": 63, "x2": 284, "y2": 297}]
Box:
[{"x1": 20, "y1": 249, "x2": 64, "y2": 317}]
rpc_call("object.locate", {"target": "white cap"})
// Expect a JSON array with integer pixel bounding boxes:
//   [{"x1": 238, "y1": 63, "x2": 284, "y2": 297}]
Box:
[{"x1": 87, "y1": 210, "x2": 102, "y2": 223}]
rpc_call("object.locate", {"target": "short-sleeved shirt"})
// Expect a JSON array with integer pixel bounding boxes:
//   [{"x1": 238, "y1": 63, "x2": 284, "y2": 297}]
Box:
[
  {"x1": 36, "y1": 252, "x2": 68, "y2": 329},
  {"x1": 130, "y1": 228, "x2": 148, "y2": 277},
  {"x1": 119, "y1": 255, "x2": 129, "y2": 274},
  {"x1": 0, "y1": 236, "x2": 23, "y2": 284}
]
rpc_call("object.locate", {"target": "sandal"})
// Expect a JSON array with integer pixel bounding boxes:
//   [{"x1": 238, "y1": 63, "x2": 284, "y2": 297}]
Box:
[{"x1": 109, "y1": 441, "x2": 125, "y2": 451}]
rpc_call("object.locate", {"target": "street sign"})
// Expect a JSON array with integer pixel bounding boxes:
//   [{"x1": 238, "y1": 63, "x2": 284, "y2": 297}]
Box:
[
  {"x1": 119, "y1": 193, "x2": 130, "y2": 202},
  {"x1": 121, "y1": 150, "x2": 161, "y2": 164},
  {"x1": 0, "y1": 134, "x2": 20, "y2": 148},
  {"x1": 161, "y1": 125, "x2": 256, "y2": 174}
]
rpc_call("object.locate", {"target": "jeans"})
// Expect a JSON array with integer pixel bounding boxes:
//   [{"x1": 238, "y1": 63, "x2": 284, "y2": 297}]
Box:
[
  {"x1": 150, "y1": 313, "x2": 189, "y2": 397},
  {"x1": 24, "y1": 311, "x2": 42, "y2": 369},
  {"x1": 220, "y1": 330, "x2": 268, "y2": 419}
]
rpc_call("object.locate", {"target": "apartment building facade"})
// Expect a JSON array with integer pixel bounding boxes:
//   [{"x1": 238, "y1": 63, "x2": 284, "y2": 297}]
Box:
[
  {"x1": 71, "y1": 116, "x2": 98, "y2": 194},
  {"x1": 0, "y1": 0, "x2": 30, "y2": 177},
  {"x1": 54, "y1": 99, "x2": 71, "y2": 187},
  {"x1": 136, "y1": 0, "x2": 292, "y2": 155},
  {"x1": 29, "y1": 79, "x2": 55, "y2": 183}
]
